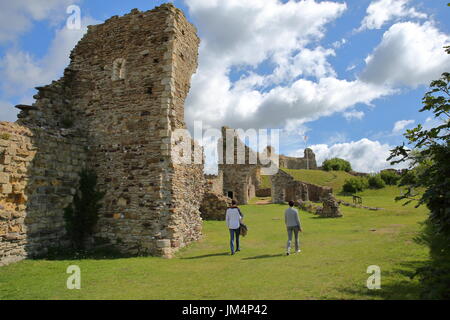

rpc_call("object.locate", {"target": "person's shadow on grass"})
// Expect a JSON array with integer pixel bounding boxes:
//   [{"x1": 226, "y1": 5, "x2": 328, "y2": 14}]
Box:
[
  {"x1": 181, "y1": 252, "x2": 230, "y2": 259},
  {"x1": 242, "y1": 254, "x2": 284, "y2": 260}
]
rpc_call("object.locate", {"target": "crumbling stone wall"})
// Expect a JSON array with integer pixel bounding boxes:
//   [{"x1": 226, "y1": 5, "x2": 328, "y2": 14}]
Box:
[
  {"x1": 271, "y1": 169, "x2": 332, "y2": 204},
  {"x1": 1, "y1": 4, "x2": 204, "y2": 264},
  {"x1": 200, "y1": 192, "x2": 231, "y2": 221},
  {"x1": 218, "y1": 127, "x2": 261, "y2": 205},
  {"x1": 205, "y1": 170, "x2": 224, "y2": 195},
  {"x1": 316, "y1": 194, "x2": 342, "y2": 218},
  {"x1": 266, "y1": 146, "x2": 317, "y2": 170},
  {"x1": 0, "y1": 122, "x2": 86, "y2": 266}
]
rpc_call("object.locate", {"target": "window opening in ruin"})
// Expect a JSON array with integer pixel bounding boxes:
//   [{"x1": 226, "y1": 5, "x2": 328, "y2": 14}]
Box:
[
  {"x1": 112, "y1": 58, "x2": 126, "y2": 81},
  {"x1": 227, "y1": 191, "x2": 233, "y2": 199}
]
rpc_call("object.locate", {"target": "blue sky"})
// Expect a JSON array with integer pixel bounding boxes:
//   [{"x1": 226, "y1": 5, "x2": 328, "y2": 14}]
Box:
[{"x1": 0, "y1": 0, "x2": 449, "y2": 172}]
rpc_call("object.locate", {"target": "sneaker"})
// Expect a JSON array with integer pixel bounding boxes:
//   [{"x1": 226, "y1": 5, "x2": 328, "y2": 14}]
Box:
[
  {"x1": 296, "y1": 249, "x2": 301, "y2": 253},
  {"x1": 236, "y1": 249, "x2": 241, "y2": 252},
  {"x1": 286, "y1": 252, "x2": 290, "y2": 256}
]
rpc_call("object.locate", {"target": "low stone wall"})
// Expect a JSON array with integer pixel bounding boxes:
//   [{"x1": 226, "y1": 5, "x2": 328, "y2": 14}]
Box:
[
  {"x1": 200, "y1": 192, "x2": 231, "y2": 221},
  {"x1": 303, "y1": 183, "x2": 332, "y2": 202},
  {"x1": 337, "y1": 199, "x2": 383, "y2": 211},
  {"x1": 271, "y1": 169, "x2": 332, "y2": 204}
]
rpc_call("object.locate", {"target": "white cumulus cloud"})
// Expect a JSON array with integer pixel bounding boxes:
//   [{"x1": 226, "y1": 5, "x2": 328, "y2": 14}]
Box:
[
  {"x1": 361, "y1": 21, "x2": 450, "y2": 87},
  {"x1": 0, "y1": 16, "x2": 100, "y2": 121},
  {"x1": 291, "y1": 138, "x2": 405, "y2": 173},
  {"x1": 358, "y1": 0, "x2": 427, "y2": 31},
  {"x1": 184, "y1": 0, "x2": 396, "y2": 133},
  {"x1": 343, "y1": 110, "x2": 365, "y2": 121},
  {"x1": 0, "y1": 0, "x2": 81, "y2": 43},
  {"x1": 392, "y1": 119, "x2": 415, "y2": 134}
]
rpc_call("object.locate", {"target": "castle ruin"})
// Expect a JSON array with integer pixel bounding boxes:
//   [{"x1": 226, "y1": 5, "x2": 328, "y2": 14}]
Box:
[{"x1": 0, "y1": 4, "x2": 205, "y2": 265}]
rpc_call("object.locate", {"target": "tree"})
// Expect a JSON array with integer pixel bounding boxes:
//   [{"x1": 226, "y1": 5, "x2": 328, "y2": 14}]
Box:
[
  {"x1": 388, "y1": 58, "x2": 450, "y2": 298},
  {"x1": 323, "y1": 158, "x2": 352, "y2": 172},
  {"x1": 368, "y1": 174, "x2": 386, "y2": 189},
  {"x1": 380, "y1": 170, "x2": 400, "y2": 185},
  {"x1": 342, "y1": 177, "x2": 369, "y2": 193}
]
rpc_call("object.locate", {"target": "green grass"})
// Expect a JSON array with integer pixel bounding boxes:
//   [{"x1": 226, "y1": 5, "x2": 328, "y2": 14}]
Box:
[
  {"x1": 0, "y1": 186, "x2": 429, "y2": 300},
  {"x1": 283, "y1": 169, "x2": 355, "y2": 193},
  {"x1": 260, "y1": 174, "x2": 271, "y2": 189}
]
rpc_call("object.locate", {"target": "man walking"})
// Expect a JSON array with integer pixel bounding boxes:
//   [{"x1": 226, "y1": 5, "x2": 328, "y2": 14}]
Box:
[
  {"x1": 226, "y1": 200, "x2": 243, "y2": 255},
  {"x1": 285, "y1": 200, "x2": 302, "y2": 255}
]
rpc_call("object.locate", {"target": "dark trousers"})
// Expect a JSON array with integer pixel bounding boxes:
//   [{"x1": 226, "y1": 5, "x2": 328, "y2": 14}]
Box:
[{"x1": 229, "y1": 228, "x2": 240, "y2": 254}]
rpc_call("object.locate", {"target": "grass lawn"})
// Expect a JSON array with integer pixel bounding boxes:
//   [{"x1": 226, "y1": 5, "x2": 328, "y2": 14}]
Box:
[{"x1": 0, "y1": 186, "x2": 429, "y2": 300}]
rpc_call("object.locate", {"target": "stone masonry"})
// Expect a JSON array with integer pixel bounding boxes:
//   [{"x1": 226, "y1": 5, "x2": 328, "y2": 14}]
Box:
[
  {"x1": 0, "y1": 4, "x2": 204, "y2": 265},
  {"x1": 266, "y1": 146, "x2": 317, "y2": 170},
  {"x1": 218, "y1": 127, "x2": 262, "y2": 205},
  {"x1": 271, "y1": 169, "x2": 332, "y2": 204}
]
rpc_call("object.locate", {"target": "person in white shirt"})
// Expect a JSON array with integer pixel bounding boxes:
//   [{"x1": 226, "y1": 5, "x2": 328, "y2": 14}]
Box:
[{"x1": 226, "y1": 200, "x2": 243, "y2": 255}]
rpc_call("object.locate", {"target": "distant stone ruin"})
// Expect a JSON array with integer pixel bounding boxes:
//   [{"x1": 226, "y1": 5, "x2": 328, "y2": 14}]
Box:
[
  {"x1": 266, "y1": 146, "x2": 317, "y2": 170},
  {"x1": 1, "y1": 4, "x2": 205, "y2": 265},
  {"x1": 271, "y1": 169, "x2": 332, "y2": 204}
]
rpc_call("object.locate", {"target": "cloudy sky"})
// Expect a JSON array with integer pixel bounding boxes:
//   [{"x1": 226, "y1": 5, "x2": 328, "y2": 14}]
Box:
[{"x1": 0, "y1": 0, "x2": 449, "y2": 173}]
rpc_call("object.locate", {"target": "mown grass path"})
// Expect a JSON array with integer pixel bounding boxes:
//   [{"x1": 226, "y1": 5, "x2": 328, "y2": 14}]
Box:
[{"x1": 0, "y1": 187, "x2": 428, "y2": 300}]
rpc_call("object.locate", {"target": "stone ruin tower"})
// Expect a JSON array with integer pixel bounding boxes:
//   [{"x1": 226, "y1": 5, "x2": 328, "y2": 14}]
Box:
[
  {"x1": 0, "y1": 4, "x2": 204, "y2": 264},
  {"x1": 218, "y1": 127, "x2": 262, "y2": 205}
]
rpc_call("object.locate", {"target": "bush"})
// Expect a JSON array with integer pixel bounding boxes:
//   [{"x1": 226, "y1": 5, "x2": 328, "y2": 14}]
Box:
[
  {"x1": 323, "y1": 158, "x2": 352, "y2": 172},
  {"x1": 368, "y1": 174, "x2": 386, "y2": 189},
  {"x1": 398, "y1": 169, "x2": 418, "y2": 186},
  {"x1": 342, "y1": 177, "x2": 369, "y2": 193},
  {"x1": 380, "y1": 170, "x2": 400, "y2": 185},
  {"x1": 64, "y1": 169, "x2": 105, "y2": 250}
]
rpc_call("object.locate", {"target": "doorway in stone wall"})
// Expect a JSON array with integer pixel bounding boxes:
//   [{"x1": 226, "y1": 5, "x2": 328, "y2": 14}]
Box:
[
  {"x1": 227, "y1": 191, "x2": 234, "y2": 199},
  {"x1": 285, "y1": 186, "x2": 296, "y2": 202}
]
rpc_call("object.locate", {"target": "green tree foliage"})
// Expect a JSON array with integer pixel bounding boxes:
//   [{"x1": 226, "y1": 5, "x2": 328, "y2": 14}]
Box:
[
  {"x1": 64, "y1": 169, "x2": 105, "y2": 250},
  {"x1": 368, "y1": 174, "x2": 386, "y2": 189},
  {"x1": 323, "y1": 158, "x2": 352, "y2": 172},
  {"x1": 342, "y1": 177, "x2": 369, "y2": 193},
  {"x1": 380, "y1": 170, "x2": 400, "y2": 185},
  {"x1": 398, "y1": 169, "x2": 418, "y2": 186},
  {"x1": 388, "y1": 64, "x2": 450, "y2": 299}
]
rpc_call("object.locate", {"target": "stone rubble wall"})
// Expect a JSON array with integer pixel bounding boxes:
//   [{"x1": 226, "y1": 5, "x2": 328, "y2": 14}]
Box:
[
  {"x1": 303, "y1": 182, "x2": 332, "y2": 202},
  {"x1": 0, "y1": 122, "x2": 86, "y2": 266},
  {"x1": 269, "y1": 147, "x2": 318, "y2": 170},
  {"x1": 271, "y1": 169, "x2": 332, "y2": 204},
  {"x1": 1, "y1": 4, "x2": 204, "y2": 264},
  {"x1": 200, "y1": 192, "x2": 231, "y2": 221},
  {"x1": 205, "y1": 170, "x2": 224, "y2": 195},
  {"x1": 316, "y1": 194, "x2": 343, "y2": 218},
  {"x1": 219, "y1": 127, "x2": 261, "y2": 205}
]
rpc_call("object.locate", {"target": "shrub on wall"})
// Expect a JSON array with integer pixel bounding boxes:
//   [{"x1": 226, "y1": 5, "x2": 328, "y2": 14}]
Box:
[
  {"x1": 64, "y1": 169, "x2": 105, "y2": 250},
  {"x1": 323, "y1": 158, "x2": 352, "y2": 172}
]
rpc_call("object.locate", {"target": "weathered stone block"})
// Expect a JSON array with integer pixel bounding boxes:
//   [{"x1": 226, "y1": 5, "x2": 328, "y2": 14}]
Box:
[
  {"x1": 156, "y1": 239, "x2": 171, "y2": 248},
  {"x1": 0, "y1": 183, "x2": 12, "y2": 194},
  {"x1": 0, "y1": 172, "x2": 10, "y2": 184}
]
